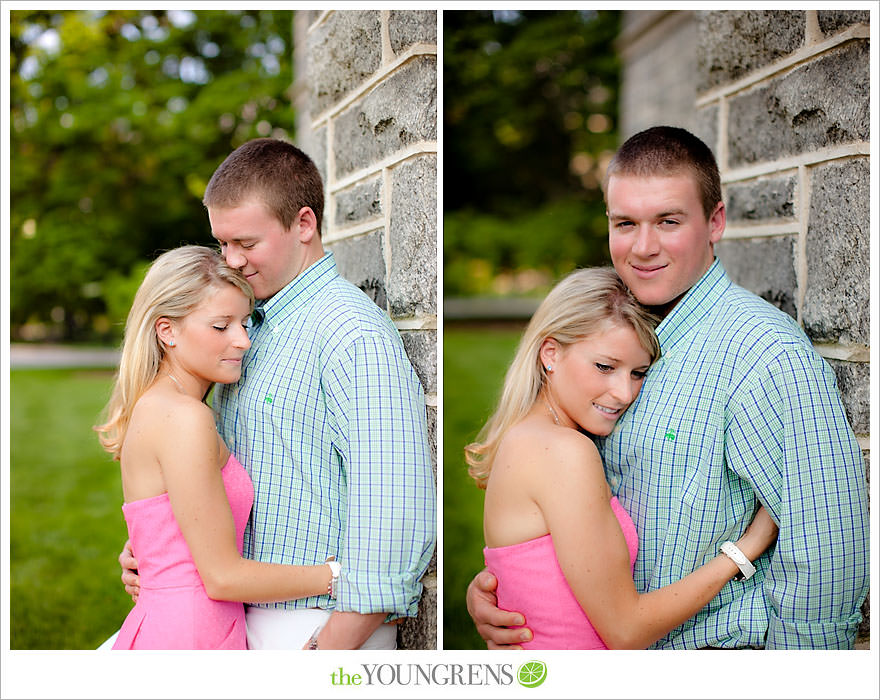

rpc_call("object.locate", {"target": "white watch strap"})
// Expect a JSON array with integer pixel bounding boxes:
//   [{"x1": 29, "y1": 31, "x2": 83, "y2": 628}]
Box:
[
  {"x1": 720, "y1": 541, "x2": 757, "y2": 580},
  {"x1": 325, "y1": 556, "x2": 341, "y2": 599}
]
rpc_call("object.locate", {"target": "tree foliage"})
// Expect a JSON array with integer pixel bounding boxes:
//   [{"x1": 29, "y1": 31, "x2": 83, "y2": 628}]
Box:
[
  {"x1": 10, "y1": 9, "x2": 294, "y2": 341},
  {"x1": 444, "y1": 10, "x2": 621, "y2": 297}
]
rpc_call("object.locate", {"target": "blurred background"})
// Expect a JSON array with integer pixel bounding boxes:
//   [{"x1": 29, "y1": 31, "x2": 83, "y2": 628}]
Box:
[
  {"x1": 9, "y1": 8, "x2": 296, "y2": 649},
  {"x1": 442, "y1": 9, "x2": 620, "y2": 649}
]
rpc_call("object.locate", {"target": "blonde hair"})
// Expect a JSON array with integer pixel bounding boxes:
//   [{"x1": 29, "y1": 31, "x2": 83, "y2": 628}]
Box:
[
  {"x1": 95, "y1": 246, "x2": 254, "y2": 459},
  {"x1": 465, "y1": 267, "x2": 660, "y2": 488}
]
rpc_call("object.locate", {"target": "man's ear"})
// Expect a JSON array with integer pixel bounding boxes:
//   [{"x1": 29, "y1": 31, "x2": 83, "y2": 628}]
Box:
[
  {"x1": 293, "y1": 206, "x2": 318, "y2": 243},
  {"x1": 708, "y1": 200, "x2": 726, "y2": 246},
  {"x1": 539, "y1": 338, "x2": 560, "y2": 372}
]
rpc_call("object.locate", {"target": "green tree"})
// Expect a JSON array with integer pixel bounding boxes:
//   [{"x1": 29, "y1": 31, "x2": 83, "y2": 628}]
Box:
[
  {"x1": 10, "y1": 9, "x2": 294, "y2": 341},
  {"x1": 444, "y1": 10, "x2": 621, "y2": 297}
]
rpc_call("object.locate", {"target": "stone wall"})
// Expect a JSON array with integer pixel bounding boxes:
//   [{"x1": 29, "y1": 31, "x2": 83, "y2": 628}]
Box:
[
  {"x1": 292, "y1": 10, "x2": 438, "y2": 649},
  {"x1": 619, "y1": 9, "x2": 870, "y2": 646}
]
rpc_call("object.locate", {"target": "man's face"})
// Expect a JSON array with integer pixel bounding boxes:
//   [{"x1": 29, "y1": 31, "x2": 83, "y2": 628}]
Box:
[
  {"x1": 606, "y1": 173, "x2": 725, "y2": 312},
  {"x1": 209, "y1": 200, "x2": 306, "y2": 301}
]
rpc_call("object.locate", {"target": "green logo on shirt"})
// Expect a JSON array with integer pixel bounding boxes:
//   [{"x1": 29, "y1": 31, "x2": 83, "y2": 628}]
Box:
[
  {"x1": 665, "y1": 430, "x2": 676, "y2": 441},
  {"x1": 264, "y1": 394, "x2": 273, "y2": 404}
]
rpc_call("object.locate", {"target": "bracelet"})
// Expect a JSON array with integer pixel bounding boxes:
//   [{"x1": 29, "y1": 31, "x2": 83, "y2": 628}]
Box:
[
  {"x1": 720, "y1": 541, "x2": 757, "y2": 581},
  {"x1": 325, "y1": 555, "x2": 341, "y2": 599}
]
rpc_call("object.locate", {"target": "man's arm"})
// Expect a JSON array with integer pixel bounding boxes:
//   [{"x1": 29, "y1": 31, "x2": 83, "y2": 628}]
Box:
[
  {"x1": 466, "y1": 569, "x2": 532, "y2": 649},
  {"x1": 726, "y1": 348, "x2": 869, "y2": 649},
  {"x1": 322, "y1": 331, "x2": 436, "y2": 645},
  {"x1": 119, "y1": 540, "x2": 139, "y2": 602}
]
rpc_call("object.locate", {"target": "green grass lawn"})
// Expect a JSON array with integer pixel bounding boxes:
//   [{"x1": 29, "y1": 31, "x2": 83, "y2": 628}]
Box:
[
  {"x1": 10, "y1": 368, "x2": 133, "y2": 649},
  {"x1": 443, "y1": 324, "x2": 523, "y2": 649}
]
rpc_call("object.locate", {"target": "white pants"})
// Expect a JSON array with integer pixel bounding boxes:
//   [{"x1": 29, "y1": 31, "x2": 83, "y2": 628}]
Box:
[{"x1": 245, "y1": 606, "x2": 397, "y2": 650}]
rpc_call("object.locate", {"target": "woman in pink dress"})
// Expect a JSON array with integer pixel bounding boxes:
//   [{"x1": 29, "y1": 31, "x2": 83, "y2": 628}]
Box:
[
  {"x1": 466, "y1": 268, "x2": 777, "y2": 649},
  {"x1": 95, "y1": 246, "x2": 336, "y2": 649}
]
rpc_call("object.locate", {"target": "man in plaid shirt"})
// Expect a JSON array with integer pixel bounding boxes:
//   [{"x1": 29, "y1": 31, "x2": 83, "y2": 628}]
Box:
[{"x1": 467, "y1": 126, "x2": 868, "y2": 649}]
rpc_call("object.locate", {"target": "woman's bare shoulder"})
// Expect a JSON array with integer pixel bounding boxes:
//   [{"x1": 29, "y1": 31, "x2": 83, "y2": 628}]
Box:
[{"x1": 497, "y1": 416, "x2": 602, "y2": 474}]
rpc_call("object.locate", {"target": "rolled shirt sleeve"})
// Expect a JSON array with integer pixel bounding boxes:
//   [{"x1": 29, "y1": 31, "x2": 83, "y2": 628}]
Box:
[
  {"x1": 726, "y1": 345, "x2": 869, "y2": 649},
  {"x1": 322, "y1": 331, "x2": 436, "y2": 620}
]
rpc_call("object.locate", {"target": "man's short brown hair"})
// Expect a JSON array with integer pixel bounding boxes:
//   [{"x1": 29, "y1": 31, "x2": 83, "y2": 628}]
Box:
[
  {"x1": 203, "y1": 138, "x2": 324, "y2": 235},
  {"x1": 603, "y1": 126, "x2": 722, "y2": 220}
]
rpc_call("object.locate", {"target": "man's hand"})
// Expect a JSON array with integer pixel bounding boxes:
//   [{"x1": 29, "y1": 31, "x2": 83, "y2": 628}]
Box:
[
  {"x1": 466, "y1": 569, "x2": 532, "y2": 649},
  {"x1": 119, "y1": 540, "x2": 140, "y2": 603}
]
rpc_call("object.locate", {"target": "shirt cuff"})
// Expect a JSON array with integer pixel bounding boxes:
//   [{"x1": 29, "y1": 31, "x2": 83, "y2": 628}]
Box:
[{"x1": 765, "y1": 609, "x2": 862, "y2": 649}]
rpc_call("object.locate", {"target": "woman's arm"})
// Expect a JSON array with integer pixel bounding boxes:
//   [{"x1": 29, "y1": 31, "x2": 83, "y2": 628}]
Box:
[
  {"x1": 534, "y1": 432, "x2": 777, "y2": 650},
  {"x1": 157, "y1": 402, "x2": 331, "y2": 603}
]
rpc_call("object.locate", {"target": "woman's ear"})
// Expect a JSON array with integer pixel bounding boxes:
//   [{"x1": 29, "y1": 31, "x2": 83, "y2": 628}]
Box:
[
  {"x1": 155, "y1": 317, "x2": 175, "y2": 348},
  {"x1": 539, "y1": 338, "x2": 560, "y2": 372}
]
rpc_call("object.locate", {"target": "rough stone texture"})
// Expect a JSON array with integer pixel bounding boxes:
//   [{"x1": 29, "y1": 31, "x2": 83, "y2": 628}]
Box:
[
  {"x1": 401, "y1": 329, "x2": 437, "y2": 395},
  {"x1": 817, "y1": 10, "x2": 870, "y2": 36},
  {"x1": 389, "y1": 10, "x2": 437, "y2": 55},
  {"x1": 334, "y1": 56, "x2": 437, "y2": 178},
  {"x1": 326, "y1": 231, "x2": 387, "y2": 310},
  {"x1": 388, "y1": 154, "x2": 437, "y2": 317},
  {"x1": 334, "y1": 175, "x2": 382, "y2": 226},
  {"x1": 802, "y1": 158, "x2": 869, "y2": 346},
  {"x1": 827, "y1": 359, "x2": 869, "y2": 436},
  {"x1": 308, "y1": 11, "x2": 382, "y2": 115},
  {"x1": 858, "y1": 595, "x2": 870, "y2": 644},
  {"x1": 716, "y1": 236, "x2": 798, "y2": 319},
  {"x1": 619, "y1": 12, "x2": 697, "y2": 138},
  {"x1": 398, "y1": 573, "x2": 436, "y2": 649},
  {"x1": 696, "y1": 10, "x2": 804, "y2": 92},
  {"x1": 299, "y1": 124, "x2": 327, "y2": 192},
  {"x1": 426, "y1": 405, "x2": 437, "y2": 476},
  {"x1": 694, "y1": 103, "x2": 719, "y2": 159},
  {"x1": 727, "y1": 41, "x2": 869, "y2": 167},
  {"x1": 725, "y1": 175, "x2": 796, "y2": 223}
]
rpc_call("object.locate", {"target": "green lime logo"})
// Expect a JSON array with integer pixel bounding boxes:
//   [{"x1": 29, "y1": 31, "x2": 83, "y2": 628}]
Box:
[{"x1": 517, "y1": 660, "x2": 547, "y2": 688}]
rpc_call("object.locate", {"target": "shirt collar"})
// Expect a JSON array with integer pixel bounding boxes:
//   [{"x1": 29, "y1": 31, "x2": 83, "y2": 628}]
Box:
[
  {"x1": 654, "y1": 257, "x2": 731, "y2": 354},
  {"x1": 256, "y1": 251, "x2": 338, "y2": 326}
]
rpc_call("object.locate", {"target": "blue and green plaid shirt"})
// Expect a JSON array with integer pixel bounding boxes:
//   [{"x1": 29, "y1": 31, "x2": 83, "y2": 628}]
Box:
[
  {"x1": 598, "y1": 258, "x2": 869, "y2": 649},
  {"x1": 215, "y1": 252, "x2": 436, "y2": 620}
]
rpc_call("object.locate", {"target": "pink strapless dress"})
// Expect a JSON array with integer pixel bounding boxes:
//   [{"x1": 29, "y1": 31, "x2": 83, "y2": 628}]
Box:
[
  {"x1": 113, "y1": 454, "x2": 253, "y2": 649},
  {"x1": 483, "y1": 496, "x2": 638, "y2": 649}
]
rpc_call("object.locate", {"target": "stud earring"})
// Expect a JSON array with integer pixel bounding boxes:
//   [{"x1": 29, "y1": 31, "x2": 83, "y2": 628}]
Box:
[
  {"x1": 546, "y1": 365, "x2": 552, "y2": 372},
  {"x1": 169, "y1": 340, "x2": 175, "y2": 347}
]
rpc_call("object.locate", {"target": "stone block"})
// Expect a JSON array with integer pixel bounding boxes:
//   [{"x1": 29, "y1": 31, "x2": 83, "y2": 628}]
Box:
[
  {"x1": 398, "y1": 572, "x2": 436, "y2": 649},
  {"x1": 401, "y1": 328, "x2": 437, "y2": 395},
  {"x1": 333, "y1": 55, "x2": 437, "y2": 178},
  {"x1": 696, "y1": 10, "x2": 804, "y2": 92},
  {"x1": 715, "y1": 236, "x2": 798, "y2": 319},
  {"x1": 389, "y1": 10, "x2": 437, "y2": 54},
  {"x1": 826, "y1": 359, "x2": 869, "y2": 436},
  {"x1": 388, "y1": 154, "x2": 437, "y2": 317},
  {"x1": 694, "y1": 104, "x2": 719, "y2": 158},
  {"x1": 308, "y1": 10, "x2": 382, "y2": 115},
  {"x1": 334, "y1": 174, "x2": 382, "y2": 227},
  {"x1": 299, "y1": 124, "x2": 327, "y2": 192},
  {"x1": 727, "y1": 41, "x2": 869, "y2": 166},
  {"x1": 327, "y1": 230, "x2": 387, "y2": 310},
  {"x1": 299, "y1": 9, "x2": 324, "y2": 28},
  {"x1": 725, "y1": 175, "x2": 796, "y2": 223},
  {"x1": 817, "y1": 10, "x2": 870, "y2": 36},
  {"x1": 619, "y1": 14, "x2": 697, "y2": 138},
  {"x1": 803, "y1": 158, "x2": 869, "y2": 345},
  {"x1": 426, "y1": 404, "x2": 437, "y2": 477}
]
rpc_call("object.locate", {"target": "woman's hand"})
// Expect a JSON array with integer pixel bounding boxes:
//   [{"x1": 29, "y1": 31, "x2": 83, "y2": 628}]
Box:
[{"x1": 735, "y1": 505, "x2": 779, "y2": 562}]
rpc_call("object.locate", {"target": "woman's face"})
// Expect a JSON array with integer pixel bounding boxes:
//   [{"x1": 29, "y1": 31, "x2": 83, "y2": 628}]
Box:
[
  {"x1": 540, "y1": 323, "x2": 652, "y2": 436},
  {"x1": 170, "y1": 284, "x2": 252, "y2": 386}
]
